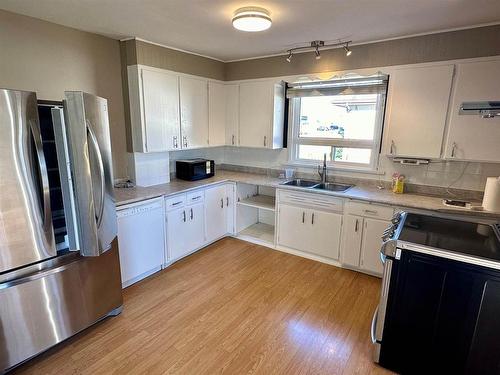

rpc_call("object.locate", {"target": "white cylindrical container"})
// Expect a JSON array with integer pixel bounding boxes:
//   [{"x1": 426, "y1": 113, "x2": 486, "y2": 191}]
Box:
[{"x1": 482, "y1": 177, "x2": 500, "y2": 212}]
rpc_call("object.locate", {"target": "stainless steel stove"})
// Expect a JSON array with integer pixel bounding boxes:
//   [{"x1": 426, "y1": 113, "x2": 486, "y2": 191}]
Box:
[{"x1": 372, "y1": 211, "x2": 500, "y2": 374}]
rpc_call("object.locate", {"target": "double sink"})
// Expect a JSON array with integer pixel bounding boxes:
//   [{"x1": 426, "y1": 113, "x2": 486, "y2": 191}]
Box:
[{"x1": 281, "y1": 179, "x2": 354, "y2": 193}]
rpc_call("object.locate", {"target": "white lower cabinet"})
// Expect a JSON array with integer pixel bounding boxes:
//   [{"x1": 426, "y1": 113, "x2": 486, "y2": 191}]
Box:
[
  {"x1": 205, "y1": 183, "x2": 235, "y2": 242},
  {"x1": 119, "y1": 184, "x2": 396, "y2": 283},
  {"x1": 277, "y1": 191, "x2": 343, "y2": 261},
  {"x1": 360, "y1": 218, "x2": 388, "y2": 275},
  {"x1": 277, "y1": 204, "x2": 309, "y2": 251},
  {"x1": 187, "y1": 203, "x2": 205, "y2": 250},
  {"x1": 117, "y1": 198, "x2": 166, "y2": 288},
  {"x1": 341, "y1": 201, "x2": 393, "y2": 276},
  {"x1": 165, "y1": 183, "x2": 234, "y2": 264},
  {"x1": 166, "y1": 195, "x2": 205, "y2": 262}
]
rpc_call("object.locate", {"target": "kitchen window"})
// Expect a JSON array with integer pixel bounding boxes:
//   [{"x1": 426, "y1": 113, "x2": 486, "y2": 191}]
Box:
[{"x1": 287, "y1": 75, "x2": 388, "y2": 171}]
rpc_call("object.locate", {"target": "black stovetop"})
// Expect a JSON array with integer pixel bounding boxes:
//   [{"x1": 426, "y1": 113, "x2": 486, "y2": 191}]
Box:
[{"x1": 398, "y1": 213, "x2": 500, "y2": 262}]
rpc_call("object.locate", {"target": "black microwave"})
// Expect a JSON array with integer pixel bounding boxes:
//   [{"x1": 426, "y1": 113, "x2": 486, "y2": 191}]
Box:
[{"x1": 176, "y1": 159, "x2": 215, "y2": 181}]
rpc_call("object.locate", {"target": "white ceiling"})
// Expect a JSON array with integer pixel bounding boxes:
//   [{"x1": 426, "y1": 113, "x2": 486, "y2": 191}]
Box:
[{"x1": 1, "y1": 0, "x2": 500, "y2": 61}]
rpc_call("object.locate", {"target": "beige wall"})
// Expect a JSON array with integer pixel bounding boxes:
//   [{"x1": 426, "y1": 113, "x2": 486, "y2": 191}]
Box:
[
  {"x1": 0, "y1": 9, "x2": 128, "y2": 178},
  {"x1": 123, "y1": 39, "x2": 225, "y2": 80},
  {"x1": 225, "y1": 25, "x2": 500, "y2": 80}
]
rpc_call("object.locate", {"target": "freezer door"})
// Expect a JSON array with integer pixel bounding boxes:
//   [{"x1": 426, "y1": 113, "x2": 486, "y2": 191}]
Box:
[
  {"x1": 63, "y1": 92, "x2": 117, "y2": 256},
  {"x1": 0, "y1": 238, "x2": 122, "y2": 372},
  {"x1": 0, "y1": 89, "x2": 56, "y2": 273}
]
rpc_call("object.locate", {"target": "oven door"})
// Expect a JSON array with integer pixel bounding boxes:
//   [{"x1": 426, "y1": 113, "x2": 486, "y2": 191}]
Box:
[{"x1": 371, "y1": 252, "x2": 394, "y2": 362}]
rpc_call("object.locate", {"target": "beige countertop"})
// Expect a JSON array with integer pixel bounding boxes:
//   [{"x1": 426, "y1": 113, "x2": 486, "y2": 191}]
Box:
[{"x1": 115, "y1": 170, "x2": 500, "y2": 220}]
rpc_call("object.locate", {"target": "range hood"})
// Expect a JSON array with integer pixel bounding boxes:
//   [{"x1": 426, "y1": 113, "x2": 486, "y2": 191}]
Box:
[{"x1": 459, "y1": 101, "x2": 500, "y2": 118}]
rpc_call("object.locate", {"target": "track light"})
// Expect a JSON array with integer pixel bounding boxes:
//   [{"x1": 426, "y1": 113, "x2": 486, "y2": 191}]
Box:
[
  {"x1": 284, "y1": 39, "x2": 352, "y2": 63},
  {"x1": 344, "y1": 43, "x2": 352, "y2": 56}
]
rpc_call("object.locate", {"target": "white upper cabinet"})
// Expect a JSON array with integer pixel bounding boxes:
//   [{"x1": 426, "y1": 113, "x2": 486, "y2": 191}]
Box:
[
  {"x1": 445, "y1": 59, "x2": 500, "y2": 162},
  {"x1": 208, "y1": 81, "x2": 226, "y2": 146},
  {"x1": 239, "y1": 80, "x2": 285, "y2": 149},
  {"x1": 128, "y1": 66, "x2": 181, "y2": 152},
  {"x1": 180, "y1": 76, "x2": 209, "y2": 149},
  {"x1": 225, "y1": 84, "x2": 239, "y2": 146},
  {"x1": 384, "y1": 65, "x2": 454, "y2": 159}
]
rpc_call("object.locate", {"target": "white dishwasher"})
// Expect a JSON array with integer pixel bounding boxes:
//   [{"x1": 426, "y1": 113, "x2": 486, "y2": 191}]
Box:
[{"x1": 117, "y1": 197, "x2": 165, "y2": 288}]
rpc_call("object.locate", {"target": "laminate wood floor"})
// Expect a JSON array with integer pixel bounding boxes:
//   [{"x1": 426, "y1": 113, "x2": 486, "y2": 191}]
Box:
[{"x1": 13, "y1": 238, "x2": 394, "y2": 375}]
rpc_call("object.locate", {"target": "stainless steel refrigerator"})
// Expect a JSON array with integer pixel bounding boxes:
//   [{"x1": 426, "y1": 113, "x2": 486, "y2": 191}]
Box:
[{"x1": 0, "y1": 89, "x2": 123, "y2": 372}]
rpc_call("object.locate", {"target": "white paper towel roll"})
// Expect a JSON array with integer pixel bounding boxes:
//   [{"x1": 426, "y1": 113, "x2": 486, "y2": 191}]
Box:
[{"x1": 482, "y1": 177, "x2": 500, "y2": 212}]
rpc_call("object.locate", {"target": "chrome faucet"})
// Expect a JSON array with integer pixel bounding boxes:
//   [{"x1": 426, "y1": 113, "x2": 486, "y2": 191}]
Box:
[{"x1": 317, "y1": 153, "x2": 327, "y2": 184}]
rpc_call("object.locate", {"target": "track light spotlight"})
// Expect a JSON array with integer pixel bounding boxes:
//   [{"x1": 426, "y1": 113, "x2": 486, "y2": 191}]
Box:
[
  {"x1": 284, "y1": 40, "x2": 351, "y2": 62},
  {"x1": 315, "y1": 47, "x2": 321, "y2": 60},
  {"x1": 344, "y1": 43, "x2": 352, "y2": 56}
]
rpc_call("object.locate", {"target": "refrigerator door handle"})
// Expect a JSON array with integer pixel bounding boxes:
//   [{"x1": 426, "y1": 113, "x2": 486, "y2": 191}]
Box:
[
  {"x1": 86, "y1": 120, "x2": 105, "y2": 229},
  {"x1": 371, "y1": 305, "x2": 379, "y2": 344},
  {"x1": 28, "y1": 119, "x2": 52, "y2": 238}
]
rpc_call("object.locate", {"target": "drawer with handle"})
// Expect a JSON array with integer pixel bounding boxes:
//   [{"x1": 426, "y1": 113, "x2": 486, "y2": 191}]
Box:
[
  {"x1": 186, "y1": 190, "x2": 204, "y2": 205},
  {"x1": 278, "y1": 189, "x2": 344, "y2": 212},
  {"x1": 165, "y1": 194, "x2": 186, "y2": 211},
  {"x1": 345, "y1": 201, "x2": 394, "y2": 220}
]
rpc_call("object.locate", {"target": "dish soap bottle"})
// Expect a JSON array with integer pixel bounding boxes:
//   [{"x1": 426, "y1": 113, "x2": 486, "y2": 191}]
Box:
[{"x1": 392, "y1": 173, "x2": 405, "y2": 194}]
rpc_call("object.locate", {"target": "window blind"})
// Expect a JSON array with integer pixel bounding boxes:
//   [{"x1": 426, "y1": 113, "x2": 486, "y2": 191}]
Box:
[{"x1": 286, "y1": 75, "x2": 389, "y2": 98}]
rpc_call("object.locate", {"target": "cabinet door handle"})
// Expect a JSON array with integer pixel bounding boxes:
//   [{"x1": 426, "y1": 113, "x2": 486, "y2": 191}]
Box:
[
  {"x1": 226, "y1": 197, "x2": 229, "y2": 206},
  {"x1": 232, "y1": 134, "x2": 235, "y2": 145},
  {"x1": 173, "y1": 136, "x2": 178, "y2": 148},
  {"x1": 172, "y1": 201, "x2": 182, "y2": 206},
  {"x1": 220, "y1": 198, "x2": 224, "y2": 208},
  {"x1": 302, "y1": 211, "x2": 305, "y2": 223},
  {"x1": 364, "y1": 209, "x2": 378, "y2": 215},
  {"x1": 182, "y1": 210, "x2": 186, "y2": 222},
  {"x1": 311, "y1": 213, "x2": 315, "y2": 225},
  {"x1": 390, "y1": 140, "x2": 395, "y2": 155},
  {"x1": 183, "y1": 136, "x2": 188, "y2": 148},
  {"x1": 190, "y1": 208, "x2": 193, "y2": 220},
  {"x1": 451, "y1": 142, "x2": 457, "y2": 158},
  {"x1": 264, "y1": 136, "x2": 267, "y2": 147},
  {"x1": 355, "y1": 219, "x2": 359, "y2": 232}
]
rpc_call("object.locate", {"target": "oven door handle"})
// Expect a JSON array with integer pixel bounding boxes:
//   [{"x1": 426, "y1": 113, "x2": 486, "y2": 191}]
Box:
[
  {"x1": 380, "y1": 251, "x2": 386, "y2": 265},
  {"x1": 371, "y1": 305, "x2": 379, "y2": 344}
]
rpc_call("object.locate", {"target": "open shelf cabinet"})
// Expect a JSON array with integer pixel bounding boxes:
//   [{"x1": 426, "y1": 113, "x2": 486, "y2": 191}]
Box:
[{"x1": 235, "y1": 183, "x2": 276, "y2": 247}]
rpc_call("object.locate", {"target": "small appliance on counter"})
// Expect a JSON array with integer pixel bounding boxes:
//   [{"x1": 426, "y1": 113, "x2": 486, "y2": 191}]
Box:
[{"x1": 176, "y1": 158, "x2": 215, "y2": 181}]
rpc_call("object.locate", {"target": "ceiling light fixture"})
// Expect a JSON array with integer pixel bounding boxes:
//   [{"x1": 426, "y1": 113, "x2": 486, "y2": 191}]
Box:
[
  {"x1": 232, "y1": 7, "x2": 272, "y2": 32},
  {"x1": 285, "y1": 40, "x2": 352, "y2": 63}
]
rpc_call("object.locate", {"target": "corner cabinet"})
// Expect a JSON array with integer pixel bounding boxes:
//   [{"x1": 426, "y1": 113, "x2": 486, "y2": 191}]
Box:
[
  {"x1": 239, "y1": 80, "x2": 285, "y2": 149},
  {"x1": 444, "y1": 59, "x2": 500, "y2": 162},
  {"x1": 128, "y1": 65, "x2": 181, "y2": 152},
  {"x1": 384, "y1": 65, "x2": 454, "y2": 159},
  {"x1": 340, "y1": 201, "x2": 394, "y2": 276}
]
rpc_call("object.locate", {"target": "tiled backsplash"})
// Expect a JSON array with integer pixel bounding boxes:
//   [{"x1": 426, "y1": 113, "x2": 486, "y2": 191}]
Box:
[{"x1": 129, "y1": 146, "x2": 500, "y2": 192}]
